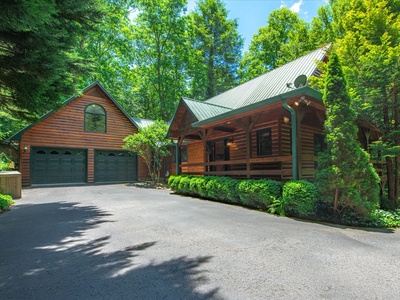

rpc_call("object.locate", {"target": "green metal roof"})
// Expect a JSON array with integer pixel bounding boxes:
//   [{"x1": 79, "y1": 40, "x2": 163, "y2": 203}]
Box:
[
  {"x1": 131, "y1": 117, "x2": 155, "y2": 129},
  {"x1": 205, "y1": 45, "x2": 329, "y2": 109},
  {"x1": 182, "y1": 97, "x2": 232, "y2": 121},
  {"x1": 192, "y1": 86, "x2": 323, "y2": 127}
]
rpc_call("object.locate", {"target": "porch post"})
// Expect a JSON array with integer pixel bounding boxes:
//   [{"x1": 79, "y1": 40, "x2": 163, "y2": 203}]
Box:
[
  {"x1": 198, "y1": 128, "x2": 213, "y2": 174},
  {"x1": 236, "y1": 115, "x2": 261, "y2": 179},
  {"x1": 281, "y1": 98, "x2": 298, "y2": 180},
  {"x1": 175, "y1": 140, "x2": 179, "y2": 175},
  {"x1": 177, "y1": 137, "x2": 183, "y2": 175}
]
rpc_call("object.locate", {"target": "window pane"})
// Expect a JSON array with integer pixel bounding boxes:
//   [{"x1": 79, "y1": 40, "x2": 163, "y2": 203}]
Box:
[
  {"x1": 85, "y1": 104, "x2": 106, "y2": 132},
  {"x1": 86, "y1": 104, "x2": 105, "y2": 115},
  {"x1": 314, "y1": 134, "x2": 326, "y2": 156},
  {"x1": 257, "y1": 128, "x2": 272, "y2": 156},
  {"x1": 180, "y1": 146, "x2": 188, "y2": 162}
]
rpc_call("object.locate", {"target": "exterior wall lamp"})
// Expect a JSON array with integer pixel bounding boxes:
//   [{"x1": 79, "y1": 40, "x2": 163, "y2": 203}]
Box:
[
  {"x1": 283, "y1": 116, "x2": 290, "y2": 124},
  {"x1": 294, "y1": 96, "x2": 311, "y2": 106}
]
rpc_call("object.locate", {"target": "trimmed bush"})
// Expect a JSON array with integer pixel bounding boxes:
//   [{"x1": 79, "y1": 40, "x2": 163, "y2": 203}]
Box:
[
  {"x1": 237, "y1": 179, "x2": 282, "y2": 208},
  {"x1": 168, "y1": 175, "x2": 179, "y2": 191},
  {"x1": 0, "y1": 194, "x2": 14, "y2": 212},
  {"x1": 282, "y1": 180, "x2": 319, "y2": 217},
  {"x1": 177, "y1": 175, "x2": 192, "y2": 195},
  {"x1": 218, "y1": 177, "x2": 240, "y2": 203},
  {"x1": 197, "y1": 176, "x2": 213, "y2": 198}
]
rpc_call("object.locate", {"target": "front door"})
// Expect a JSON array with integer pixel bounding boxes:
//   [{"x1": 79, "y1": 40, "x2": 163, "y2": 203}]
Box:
[{"x1": 207, "y1": 139, "x2": 230, "y2": 172}]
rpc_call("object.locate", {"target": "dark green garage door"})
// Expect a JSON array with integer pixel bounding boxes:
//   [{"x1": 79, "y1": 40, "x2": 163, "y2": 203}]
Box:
[
  {"x1": 94, "y1": 150, "x2": 137, "y2": 182},
  {"x1": 31, "y1": 147, "x2": 87, "y2": 184}
]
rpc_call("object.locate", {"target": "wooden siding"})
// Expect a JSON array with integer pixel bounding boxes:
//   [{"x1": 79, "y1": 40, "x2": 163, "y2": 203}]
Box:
[
  {"x1": 300, "y1": 124, "x2": 323, "y2": 179},
  {"x1": 19, "y1": 85, "x2": 142, "y2": 186},
  {"x1": 181, "y1": 141, "x2": 204, "y2": 173}
]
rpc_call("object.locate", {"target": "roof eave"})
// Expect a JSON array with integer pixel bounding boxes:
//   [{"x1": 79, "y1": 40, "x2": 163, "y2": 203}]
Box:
[
  {"x1": 192, "y1": 87, "x2": 323, "y2": 128},
  {"x1": 8, "y1": 82, "x2": 137, "y2": 142}
]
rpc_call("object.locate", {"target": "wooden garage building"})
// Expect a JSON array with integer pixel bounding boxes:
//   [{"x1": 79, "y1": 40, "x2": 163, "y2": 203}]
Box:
[{"x1": 10, "y1": 82, "x2": 149, "y2": 187}]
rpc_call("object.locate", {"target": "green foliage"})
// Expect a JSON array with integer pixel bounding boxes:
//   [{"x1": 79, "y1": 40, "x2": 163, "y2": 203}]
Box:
[
  {"x1": 123, "y1": 120, "x2": 170, "y2": 183},
  {"x1": 332, "y1": 0, "x2": 400, "y2": 209},
  {"x1": 196, "y1": 176, "x2": 212, "y2": 198},
  {"x1": 237, "y1": 179, "x2": 282, "y2": 209},
  {"x1": 0, "y1": 0, "x2": 104, "y2": 121},
  {"x1": 76, "y1": 0, "x2": 138, "y2": 115},
  {"x1": 204, "y1": 176, "x2": 239, "y2": 202},
  {"x1": 282, "y1": 180, "x2": 319, "y2": 217},
  {"x1": 188, "y1": 0, "x2": 243, "y2": 99},
  {"x1": 341, "y1": 209, "x2": 400, "y2": 228},
  {"x1": 315, "y1": 52, "x2": 380, "y2": 218},
  {"x1": 168, "y1": 175, "x2": 398, "y2": 228},
  {"x1": 167, "y1": 175, "x2": 179, "y2": 191},
  {"x1": 0, "y1": 194, "x2": 14, "y2": 212},
  {"x1": 267, "y1": 197, "x2": 286, "y2": 216},
  {"x1": 169, "y1": 175, "x2": 281, "y2": 209},
  {"x1": 239, "y1": 7, "x2": 315, "y2": 82},
  {"x1": 0, "y1": 152, "x2": 12, "y2": 171},
  {"x1": 129, "y1": 0, "x2": 189, "y2": 120},
  {"x1": 177, "y1": 176, "x2": 193, "y2": 195},
  {"x1": 368, "y1": 209, "x2": 400, "y2": 228}
]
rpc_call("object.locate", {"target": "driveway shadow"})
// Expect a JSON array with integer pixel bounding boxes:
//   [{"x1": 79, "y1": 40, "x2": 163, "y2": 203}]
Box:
[{"x1": 0, "y1": 202, "x2": 220, "y2": 299}]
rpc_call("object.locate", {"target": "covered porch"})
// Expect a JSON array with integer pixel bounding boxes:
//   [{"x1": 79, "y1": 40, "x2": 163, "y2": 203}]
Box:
[{"x1": 169, "y1": 87, "x2": 326, "y2": 181}]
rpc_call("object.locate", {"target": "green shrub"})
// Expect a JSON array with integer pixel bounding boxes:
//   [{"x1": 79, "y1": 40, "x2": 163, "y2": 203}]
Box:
[
  {"x1": 168, "y1": 175, "x2": 179, "y2": 191},
  {"x1": 368, "y1": 209, "x2": 400, "y2": 227},
  {"x1": 268, "y1": 197, "x2": 286, "y2": 216},
  {"x1": 198, "y1": 176, "x2": 213, "y2": 198},
  {"x1": 177, "y1": 175, "x2": 192, "y2": 195},
  {"x1": 0, "y1": 153, "x2": 12, "y2": 171},
  {"x1": 168, "y1": 175, "x2": 183, "y2": 193},
  {"x1": 189, "y1": 176, "x2": 202, "y2": 195},
  {"x1": 218, "y1": 177, "x2": 239, "y2": 203},
  {"x1": 205, "y1": 177, "x2": 220, "y2": 200},
  {"x1": 283, "y1": 180, "x2": 319, "y2": 217},
  {"x1": 0, "y1": 194, "x2": 14, "y2": 212},
  {"x1": 237, "y1": 179, "x2": 282, "y2": 209}
]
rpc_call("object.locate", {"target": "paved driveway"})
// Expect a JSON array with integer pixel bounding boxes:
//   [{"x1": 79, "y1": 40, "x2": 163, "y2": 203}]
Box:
[{"x1": 1, "y1": 185, "x2": 399, "y2": 299}]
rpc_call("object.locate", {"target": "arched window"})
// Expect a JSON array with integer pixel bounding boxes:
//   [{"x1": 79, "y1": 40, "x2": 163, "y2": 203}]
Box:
[{"x1": 84, "y1": 104, "x2": 106, "y2": 132}]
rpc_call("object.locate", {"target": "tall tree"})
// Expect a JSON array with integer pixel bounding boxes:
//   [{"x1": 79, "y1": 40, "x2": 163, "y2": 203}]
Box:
[
  {"x1": 130, "y1": 0, "x2": 189, "y2": 121},
  {"x1": 0, "y1": 0, "x2": 103, "y2": 121},
  {"x1": 309, "y1": 5, "x2": 335, "y2": 47},
  {"x1": 123, "y1": 120, "x2": 170, "y2": 184},
  {"x1": 77, "y1": 0, "x2": 138, "y2": 116},
  {"x1": 315, "y1": 52, "x2": 380, "y2": 217},
  {"x1": 238, "y1": 7, "x2": 313, "y2": 82},
  {"x1": 332, "y1": 0, "x2": 400, "y2": 208},
  {"x1": 188, "y1": 0, "x2": 243, "y2": 100}
]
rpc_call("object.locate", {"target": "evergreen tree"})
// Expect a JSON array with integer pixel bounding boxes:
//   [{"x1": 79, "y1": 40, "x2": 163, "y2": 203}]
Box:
[
  {"x1": 188, "y1": 0, "x2": 243, "y2": 99},
  {"x1": 0, "y1": 0, "x2": 103, "y2": 121},
  {"x1": 332, "y1": 0, "x2": 400, "y2": 209},
  {"x1": 315, "y1": 52, "x2": 380, "y2": 217}
]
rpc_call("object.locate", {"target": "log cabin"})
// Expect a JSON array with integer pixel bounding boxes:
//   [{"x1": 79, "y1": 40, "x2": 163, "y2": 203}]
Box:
[
  {"x1": 9, "y1": 82, "x2": 153, "y2": 187},
  {"x1": 168, "y1": 45, "x2": 384, "y2": 183}
]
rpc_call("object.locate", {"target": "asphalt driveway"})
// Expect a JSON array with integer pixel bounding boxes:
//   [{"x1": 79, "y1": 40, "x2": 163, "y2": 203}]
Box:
[{"x1": 1, "y1": 184, "x2": 399, "y2": 299}]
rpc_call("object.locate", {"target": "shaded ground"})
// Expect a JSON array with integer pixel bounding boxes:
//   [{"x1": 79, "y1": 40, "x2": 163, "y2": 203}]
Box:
[{"x1": 0, "y1": 185, "x2": 399, "y2": 299}]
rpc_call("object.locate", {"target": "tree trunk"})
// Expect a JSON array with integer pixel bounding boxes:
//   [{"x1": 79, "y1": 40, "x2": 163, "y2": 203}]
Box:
[
  {"x1": 393, "y1": 83, "x2": 399, "y2": 208},
  {"x1": 382, "y1": 87, "x2": 397, "y2": 209}
]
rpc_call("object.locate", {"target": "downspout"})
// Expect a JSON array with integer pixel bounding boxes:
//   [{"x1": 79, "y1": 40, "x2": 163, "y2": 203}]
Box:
[{"x1": 281, "y1": 97, "x2": 298, "y2": 180}]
